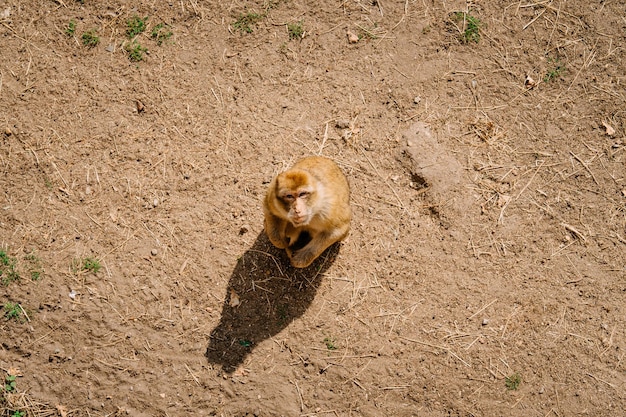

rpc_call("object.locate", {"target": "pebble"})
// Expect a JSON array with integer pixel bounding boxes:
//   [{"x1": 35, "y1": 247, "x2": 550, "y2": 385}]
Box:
[
  {"x1": 336, "y1": 119, "x2": 351, "y2": 129},
  {"x1": 151, "y1": 249, "x2": 158, "y2": 256},
  {"x1": 482, "y1": 318, "x2": 489, "y2": 326}
]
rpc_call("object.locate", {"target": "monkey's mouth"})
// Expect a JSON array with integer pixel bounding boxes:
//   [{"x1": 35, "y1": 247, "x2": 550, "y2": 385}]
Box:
[{"x1": 290, "y1": 215, "x2": 309, "y2": 226}]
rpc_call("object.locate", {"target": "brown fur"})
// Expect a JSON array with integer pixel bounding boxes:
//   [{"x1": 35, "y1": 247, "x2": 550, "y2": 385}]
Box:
[{"x1": 263, "y1": 156, "x2": 351, "y2": 268}]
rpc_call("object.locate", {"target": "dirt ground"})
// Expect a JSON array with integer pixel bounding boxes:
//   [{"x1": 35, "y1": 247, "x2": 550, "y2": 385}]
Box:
[{"x1": 1, "y1": 0, "x2": 625, "y2": 416}]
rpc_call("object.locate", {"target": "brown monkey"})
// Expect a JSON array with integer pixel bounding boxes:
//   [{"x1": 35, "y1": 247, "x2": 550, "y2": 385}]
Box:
[{"x1": 263, "y1": 156, "x2": 351, "y2": 268}]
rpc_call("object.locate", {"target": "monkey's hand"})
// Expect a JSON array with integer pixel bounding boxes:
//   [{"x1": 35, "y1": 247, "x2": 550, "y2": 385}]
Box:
[{"x1": 289, "y1": 246, "x2": 316, "y2": 268}]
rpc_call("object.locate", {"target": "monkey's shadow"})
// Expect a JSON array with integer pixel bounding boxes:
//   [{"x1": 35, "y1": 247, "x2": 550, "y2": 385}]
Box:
[{"x1": 205, "y1": 232, "x2": 339, "y2": 373}]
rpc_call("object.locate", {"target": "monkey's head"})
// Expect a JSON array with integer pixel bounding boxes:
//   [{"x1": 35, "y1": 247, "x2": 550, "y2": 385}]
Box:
[{"x1": 274, "y1": 169, "x2": 319, "y2": 226}]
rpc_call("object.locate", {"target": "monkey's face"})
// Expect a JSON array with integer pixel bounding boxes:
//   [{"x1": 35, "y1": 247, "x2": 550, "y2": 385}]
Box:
[{"x1": 275, "y1": 170, "x2": 316, "y2": 226}]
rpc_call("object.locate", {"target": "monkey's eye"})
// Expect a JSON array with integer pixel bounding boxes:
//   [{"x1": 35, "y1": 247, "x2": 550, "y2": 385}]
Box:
[
  {"x1": 283, "y1": 194, "x2": 295, "y2": 201},
  {"x1": 298, "y1": 191, "x2": 309, "y2": 198}
]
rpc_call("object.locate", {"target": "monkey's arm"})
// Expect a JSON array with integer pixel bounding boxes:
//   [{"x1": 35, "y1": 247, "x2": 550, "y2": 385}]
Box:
[{"x1": 264, "y1": 213, "x2": 289, "y2": 249}]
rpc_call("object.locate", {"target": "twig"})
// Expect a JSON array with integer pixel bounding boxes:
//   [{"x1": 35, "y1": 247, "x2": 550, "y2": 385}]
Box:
[
  {"x1": 18, "y1": 303, "x2": 31, "y2": 322},
  {"x1": 467, "y1": 299, "x2": 497, "y2": 320},
  {"x1": 516, "y1": 161, "x2": 546, "y2": 200},
  {"x1": 523, "y1": 7, "x2": 547, "y2": 30},
  {"x1": 400, "y1": 337, "x2": 471, "y2": 367},
  {"x1": 185, "y1": 364, "x2": 201, "y2": 386},
  {"x1": 569, "y1": 151, "x2": 599, "y2": 185},
  {"x1": 561, "y1": 223, "x2": 586, "y2": 242},
  {"x1": 586, "y1": 373, "x2": 616, "y2": 389},
  {"x1": 291, "y1": 380, "x2": 305, "y2": 412},
  {"x1": 318, "y1": 122, "x2": 329, "y2": 155}
]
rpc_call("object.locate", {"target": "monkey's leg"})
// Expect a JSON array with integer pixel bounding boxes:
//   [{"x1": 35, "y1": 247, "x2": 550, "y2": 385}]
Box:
[
  {"x1": 290, "y1": 225, "x2": 349, "y2": 268},
  {"x1": 289, "y1": 232, "x2": 333, "y2": 268}
]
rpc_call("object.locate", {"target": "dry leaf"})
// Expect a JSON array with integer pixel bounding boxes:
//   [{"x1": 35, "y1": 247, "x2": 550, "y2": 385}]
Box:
[
  {"x1": 229, "y1": 289, "x2": 240, "y2": 307},
  {"x1": 56, "y1": 404, "x2": 68, "y2": 417},
  {"x1": 136, "y1": 99, "x2": 145, "y2": 113},
  {"x1": 602, "y1": 121, "x2": 615, "y2": 136},
  {"x1": 233, "y1": 366, "x2": 249, "y2": 377},
  {"x1": 7, "y1": 367, "x2": 22, "y2": 376}
]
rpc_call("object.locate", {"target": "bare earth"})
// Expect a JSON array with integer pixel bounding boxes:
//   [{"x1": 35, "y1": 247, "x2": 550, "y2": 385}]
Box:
[{"x1": 1, "y1": 1, "x2": 625, "y2": 416}]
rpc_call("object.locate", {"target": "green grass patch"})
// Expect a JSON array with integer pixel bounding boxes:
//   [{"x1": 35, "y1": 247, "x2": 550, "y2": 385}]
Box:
[
  {"x1": 3, "y1": 374, "x2": 17, "y2": 393},
  {"x1": 66, "y1": 19, "x2": 76, "y2": 36},
  {"x1": 233, "y1": 12, "x2": 264, "y2": 33},
  {"x1": 74, "y1": 257, "x2": 101, "y2": 274},
  {"x1": 0, "y1": 250, "x2": 20, "y2": 286},
  {"x1": 3, "y1": 302, "x2": 23, "y2": 322},
  {"x1": 81, "y1": 29, "x2": 100, "y2": 47},
  {"x1": 323, "y1": 337, "x2": 337, "y2": 350},
  {"x1": 126, "y1": 15, "x2": 148, "y2": 38},
  {"x1": 151, "y1": 23, "x2": 173, "y2": 45},
  {"x1": 505, "y1": 373, "x2": 522, "y2": 390},
  {"x1": 544, "y1": 57, "x2": 566, "y2": 82},
  {"x1": 287, "y1": 21, "x2": 304, "y2": 40},
  {"x1": 125, "y1": 41, "x2": 147, "y2": 61},
  {"x1": 453, "y1": 11, "x2": 481, "y2": 43},
  {"x1": 24, "y1": 252, "x2": 43, "y2": 281}
]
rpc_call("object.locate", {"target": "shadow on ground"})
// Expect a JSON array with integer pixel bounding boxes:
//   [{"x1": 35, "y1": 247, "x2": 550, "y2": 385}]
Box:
[{"x1": 206, "y1": 232, "x2": 339, "y2": 373}]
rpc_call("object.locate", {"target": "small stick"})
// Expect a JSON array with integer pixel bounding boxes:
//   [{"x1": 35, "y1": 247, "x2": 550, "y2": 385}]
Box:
[
  {"x1": 516, "y1": 161, "x2": 546, "y2": 200},
  {"x1": 586, "y1": 373, "x2": 616, "y2": 389},
  {"x1": 318, "y1": 122, "x2": 329, "y2": 155},
  {"x1": 562, "y1": 223, "x2": 586, "y2": 242},
  {"x1": 400, "y1": 337, "x2": 470, "y2": 367},
  {"x1": 467, "y1": 299, "x2": 497, "y2": 320},
  {"x1": 18, "y1": 303, "x2": 31, "y2": 322},
  {"x1": 184, "y1": 364, "x2": 201, "y2": 386},
  {"x1": 291, "y1": 380, "x2": 305, "y2": 412},
  {"x1": 84, "y1": 210, "x2": 103, "y2": 228},
  {"x1": 511, "y1": 395, "x2": 525, "y2": 408},
  {"x1": 523, "y1": 7, "x2": 546, "y2": 30},
  {"x1": 569, "y1": 151, "x2": 599, "y2": 185}
]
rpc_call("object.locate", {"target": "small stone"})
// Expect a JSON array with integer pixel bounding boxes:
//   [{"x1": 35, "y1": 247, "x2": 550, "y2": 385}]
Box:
[
  {"x1": 151, "y1": 249, "x2": 158, "y2": 256},
  {"x1": 413, "y1": 96, "x2": 421, "y2": 104},
  {"x1": 4, "y1": 127, "x2": 12, "y2": 136},
  {"x1": 481, "y1": 318, "x2": 489, "y2": 326},
  {"x1": 105, "y1": 44, "x2": 115, "y2": 53},
  {"x1": 336, "y1": 119, "x2": 350, "y2": 129},
  {"x1": 239, "y1": 224, "x2": 249, "y2": 235},
  {"x1": 347, "y1": 31, "x2": 359, "y2": 43},
  {"x1": 153, "y1": 198, "x2": 159, "y2": 207}
]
